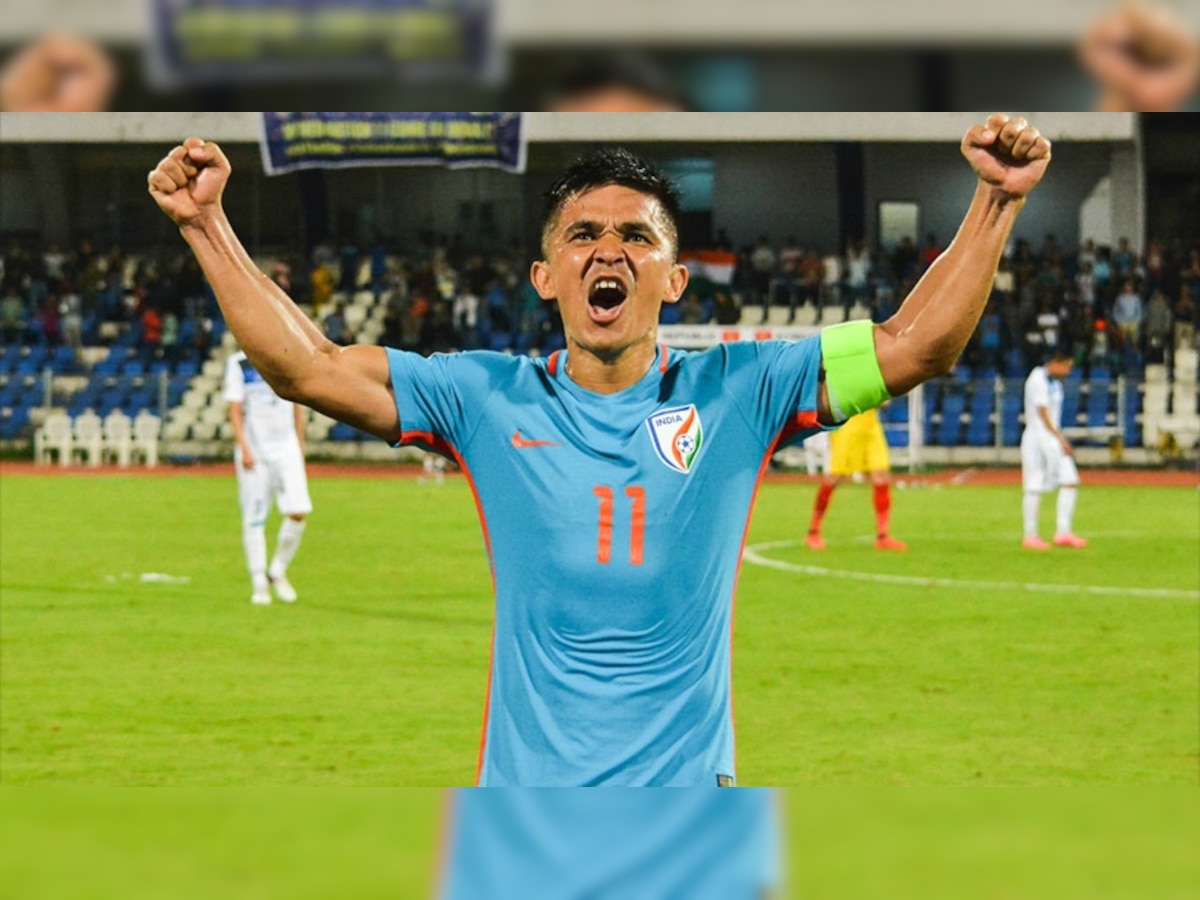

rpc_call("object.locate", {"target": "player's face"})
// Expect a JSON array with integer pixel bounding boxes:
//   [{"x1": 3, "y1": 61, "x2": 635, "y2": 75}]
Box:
[
  {"x1": 1048, "y1": 357, "x2": 1073, "y2": 379},
  {"x1": 531, "y1": 184, "x2": 688, "y2": 364}
]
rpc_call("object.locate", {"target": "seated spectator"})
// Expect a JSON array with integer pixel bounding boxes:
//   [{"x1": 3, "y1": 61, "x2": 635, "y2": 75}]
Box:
[
  {"x1": 678, "y1": 292, "x2": 707, "y2": 325},
  {"x1": 712, "y1": 290, "x2": 741, "y2": 326},
  {"x1": 60, "y1": 292, "x2": 83, "y2": 356},
  {"x1": 310, "y1": 261, "x2": 335, "y2": 316},
  {"x1": 160, "y1": 310, "x2": 180, "y2": 363},
  {"x1": 1173, "y1": 288, "x2": 1196, "y2": 352},
  {"x1": 140, "y1": 304, "x2": 163, "y2": 365},
  {"x1": 1, "y1": 288, "x2": 25, "y2": 343},
  {"x1": 1112, "y1": 279, "x2": 1144, "y2": 359},
  {"x1": 323, "y1": 304, "x2": 347, "y2": 345},
  {"x1": 1143, "y1": 290, "x2": 1173, "y2": 366},
  {"x1": 976, "y1": 300, "x2": 1007, "y2": 371},
  {"x1": 844, "y1": 241, "x2": 872, "y2": 307},
  {"x1": 35, "y1": 297, "x2": 60, "y2": 346}
]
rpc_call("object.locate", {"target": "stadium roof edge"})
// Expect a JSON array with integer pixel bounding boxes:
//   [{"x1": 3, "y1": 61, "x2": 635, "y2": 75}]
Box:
[
  {"x1": 0, "y1": 112, "x2": 1138, "y2": 144},
  {"x1": 3, "y1": 1, "x2": 1197, "y2": 45}
]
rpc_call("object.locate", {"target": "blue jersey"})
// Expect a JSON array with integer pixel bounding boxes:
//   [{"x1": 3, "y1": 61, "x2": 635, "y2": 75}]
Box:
[
  {"x1": 437, "y1": 788, "x2": 780, "y2": 899},
  {"x1": 388, "y1": 340, "x2": 825, "y2": 786}
]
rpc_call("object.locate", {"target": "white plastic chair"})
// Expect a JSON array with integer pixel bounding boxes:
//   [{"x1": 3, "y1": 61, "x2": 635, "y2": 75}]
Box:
[
  {"x1": 72, "y1": 410, "x2": 105, "y2": 467},
  {"x1": 102, "y1": 410, "x2": 133, "y2": 467},
  {"x1": 133, "y1": 412, "x2": 161, "y2": 468},
  {"x1": 33, "y1": 411, "x2": 74, "y2": 467}
]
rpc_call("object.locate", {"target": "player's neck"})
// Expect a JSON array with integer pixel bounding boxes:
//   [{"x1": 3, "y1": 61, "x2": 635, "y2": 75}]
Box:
[{"x1": 564, "y1": 339, "x2": 658, "y2": 394}]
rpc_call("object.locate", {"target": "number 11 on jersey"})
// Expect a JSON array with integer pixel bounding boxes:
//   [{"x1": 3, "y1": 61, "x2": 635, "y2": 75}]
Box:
[{"x1": 593, "y1": 485, "x2": 645, "y2": 566}]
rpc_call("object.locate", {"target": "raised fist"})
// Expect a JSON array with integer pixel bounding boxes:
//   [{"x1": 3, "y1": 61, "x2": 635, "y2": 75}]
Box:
[
  {"x1": 961, "y1": 114, "x2": 1052, "y2": 202},
  {"x1": 147, "y1": 139, "x2": 232, "y2": 229},
  {"x1": 1081, "y1": 2, "x2": 1200, "y2": 111}
]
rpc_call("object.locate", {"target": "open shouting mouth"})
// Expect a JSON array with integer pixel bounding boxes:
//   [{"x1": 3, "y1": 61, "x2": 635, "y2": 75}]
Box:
[{"x1": 587, "y1": 276, "x2": 629, "y2": 324}]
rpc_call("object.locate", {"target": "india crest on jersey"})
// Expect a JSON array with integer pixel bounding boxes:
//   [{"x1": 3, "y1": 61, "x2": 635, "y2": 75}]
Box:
[{"x1": 646, "y1": 404, "x2": 704, "y2": 474}]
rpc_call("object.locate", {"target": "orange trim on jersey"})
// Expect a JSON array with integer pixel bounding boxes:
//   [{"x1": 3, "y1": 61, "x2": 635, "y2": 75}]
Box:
[
  {"x1": 430, "y1": 789, "x2": 457, "y2": 900},
  {"x1": 400, "y1": 428, "x2": 497, "y2": 786},
  {"x1": 547, "y1": 350, "x2": 561, "y2": 376},
  {"x1": 474, "y1": 628, "x2": 496, "y2": 785},
  {"x1": 659, "y1": 344, "x2": 669, "y2": 373},
  {"x1": 778, "y1": 410, "x2": 821, "y2": 446},
  {"x1": 727, "y1": 409, "x2": 822, "y2": 774}
]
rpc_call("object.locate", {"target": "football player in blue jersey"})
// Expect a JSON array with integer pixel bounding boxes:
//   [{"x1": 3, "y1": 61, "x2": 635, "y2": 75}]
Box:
[{"x1": 150, "y1": 113, "x2": 1051, "y2": 785}]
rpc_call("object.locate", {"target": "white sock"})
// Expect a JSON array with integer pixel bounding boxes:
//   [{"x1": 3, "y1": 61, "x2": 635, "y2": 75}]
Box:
[
  {"x1": 1056, "y1": 487, "x2": 1078, "y2": 535},
  {"x1": 243, "y1": 523, "x2": 268, "y2": 590},
  {"x1": 268, "y1": 517, "x2": 306, "y2": 580},
  {"x1": 1022, "y1": 492, "x2": 1042, "y2": 539}
]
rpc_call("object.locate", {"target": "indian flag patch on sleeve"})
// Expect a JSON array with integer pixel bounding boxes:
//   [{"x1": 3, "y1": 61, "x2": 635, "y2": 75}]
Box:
[{"x1": 646, "y1": 404, "x2": 704, "y2": 474}]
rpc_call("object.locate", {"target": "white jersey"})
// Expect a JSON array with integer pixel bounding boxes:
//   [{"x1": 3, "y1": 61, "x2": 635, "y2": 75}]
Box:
[
  {"x1": 1023, "y1": 365, "x2": 1062, "y2": 440},
  {"x1": 223, "y1": 351, "x2": 300, "y2": 456}
]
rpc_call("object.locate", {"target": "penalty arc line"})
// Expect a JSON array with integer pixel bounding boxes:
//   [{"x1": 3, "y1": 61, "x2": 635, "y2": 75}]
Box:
[{"x1": 742, "y1": 541, "x2": 1199, "y2": 600}]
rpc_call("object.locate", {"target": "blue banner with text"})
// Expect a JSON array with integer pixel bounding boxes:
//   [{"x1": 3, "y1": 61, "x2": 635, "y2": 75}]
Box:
[{"x1": 260, "y1": 112, "x2": 524, "y2": 175}]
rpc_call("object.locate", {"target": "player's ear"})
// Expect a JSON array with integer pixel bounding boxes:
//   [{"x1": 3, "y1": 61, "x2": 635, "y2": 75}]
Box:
[
  {"x1": 530, "y1": 260, "x2": 556, "y2": 301},
  {"x1": 662, "y1": 262, "x2": 689, "y2": 305}
]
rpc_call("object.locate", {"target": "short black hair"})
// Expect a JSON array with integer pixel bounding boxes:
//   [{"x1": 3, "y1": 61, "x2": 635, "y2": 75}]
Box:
[{"x1": 541, "y1": 147, "x2": 682, "y2": 258}]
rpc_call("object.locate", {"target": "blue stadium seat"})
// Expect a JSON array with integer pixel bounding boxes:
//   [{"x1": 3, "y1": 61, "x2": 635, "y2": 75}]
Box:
[
  {"x1": 1000, "y1": 380, "x2": 1024, "y2": 445},
  {"x1": 880, "y1": 400, "x2": 908, "y2": 424},
  {"x1": 1003, "y1": 349, "x2": 1025, "y2": 377},
  {"x1": 1061, "y1": 382, "x2": 1081, "y2": 429},
  {"x1": 1085, "y1": 382, "x2": 1111, "y2": 427},
  {"x1": 1123, "y1": 383, "x2": 1142, "y2": 447},
  {"x1": 936, "y1": 393, "x2": 965, "y2": 445},
  {"x1": 0, "y1": 406, "x2": 30, "y2": 439},
  {"x1": 966, "y1": 385, "x2": 995, "y2": 446}
]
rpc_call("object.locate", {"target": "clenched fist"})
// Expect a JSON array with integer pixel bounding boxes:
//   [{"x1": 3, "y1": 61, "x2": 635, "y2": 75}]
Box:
[
  {"x1": 961, "y1": 114, "x2": 1052, "y2": 202},
  {"x1": 147, "y1": 138, "x2": 232, "y2": 229}
]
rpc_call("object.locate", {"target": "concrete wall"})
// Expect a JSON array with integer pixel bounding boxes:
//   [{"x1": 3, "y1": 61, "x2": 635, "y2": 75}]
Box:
[
  {"x1": 7, "y1": 0, "x2": 1197, "y2": 43},
  {"x1": 710, "y1": 143, "x2": 839, "y2": 251},
  {"x1": 0, "y1": 134, "x2": 1138, "y2": 256},
  {"x1": 863, "y1": 141, "x2": 1116, "y2": 251},
  {"x1": 0, "y1": 112, "x2": 1138, "y2": 144}
]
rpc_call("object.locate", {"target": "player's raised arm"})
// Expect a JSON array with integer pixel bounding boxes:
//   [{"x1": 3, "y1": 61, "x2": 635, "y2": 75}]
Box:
[
  {"x1": 818, "y1": 114, "x2": 1051, "y2": 425},
  {"x1": 148, "y1": 138, "x2": 399, "y2": 442}
]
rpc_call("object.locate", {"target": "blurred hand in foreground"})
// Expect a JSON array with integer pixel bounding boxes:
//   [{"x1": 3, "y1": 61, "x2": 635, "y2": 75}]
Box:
[
  {"x1": 0, "y1": 32, "x2": 115, "y2": 112},
  {"x1": 1081, "y1": 1, "x2": 1200, "y2": 111}
]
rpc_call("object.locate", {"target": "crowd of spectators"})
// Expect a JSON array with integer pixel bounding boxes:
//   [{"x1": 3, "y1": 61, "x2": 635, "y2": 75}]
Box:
[
  {"x1": 292, "y1": 236, "x2": 567, "y2": 358},
  {"x1": 725, "y1": 232, "x2": 1200, "y2": 378},
  {"x1": 4, "y1": 230, "x2": 1200, "y2": 384},
  {"x1": 0, "y1": 239, "x2": 217, "y2": 369}
]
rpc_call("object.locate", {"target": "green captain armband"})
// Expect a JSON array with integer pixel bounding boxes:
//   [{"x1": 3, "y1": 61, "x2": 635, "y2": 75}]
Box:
[{"x1": 820, "y1": 319, "x2": 891, "y2": 421}]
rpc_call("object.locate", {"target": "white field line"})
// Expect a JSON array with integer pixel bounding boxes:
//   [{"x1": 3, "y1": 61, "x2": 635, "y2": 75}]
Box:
[{"x1": 743, "y1": 541, "x2": 1199, "y2": 600}]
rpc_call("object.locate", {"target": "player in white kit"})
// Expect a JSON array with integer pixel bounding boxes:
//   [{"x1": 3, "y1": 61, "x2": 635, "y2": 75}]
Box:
[
  {"x1": 224, "y1": 350, "x2": 314, "y2": 604},
  {"x1": 1020, "y1": 349, "x2": 1087, "y2": 550}
]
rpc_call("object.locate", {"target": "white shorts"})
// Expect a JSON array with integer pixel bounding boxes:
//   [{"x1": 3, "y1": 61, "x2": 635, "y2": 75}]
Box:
[
  {"x1": 1020, "y1": 434, "x2": 1080, "y2": 493},
  {"x1": 236, "y1": 444, "x2": 313, "y2": 527}
]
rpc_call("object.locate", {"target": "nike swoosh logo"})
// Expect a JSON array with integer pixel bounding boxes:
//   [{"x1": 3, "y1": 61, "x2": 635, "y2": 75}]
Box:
[{"x1": 512, "y1": 430, "x2": 561, "y2": 449}]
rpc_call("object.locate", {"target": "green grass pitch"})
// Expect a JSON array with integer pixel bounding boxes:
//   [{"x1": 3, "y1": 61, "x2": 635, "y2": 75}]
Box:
[{"x1": 1, "y1": 470, "x2": 1196, "y2": 786}]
